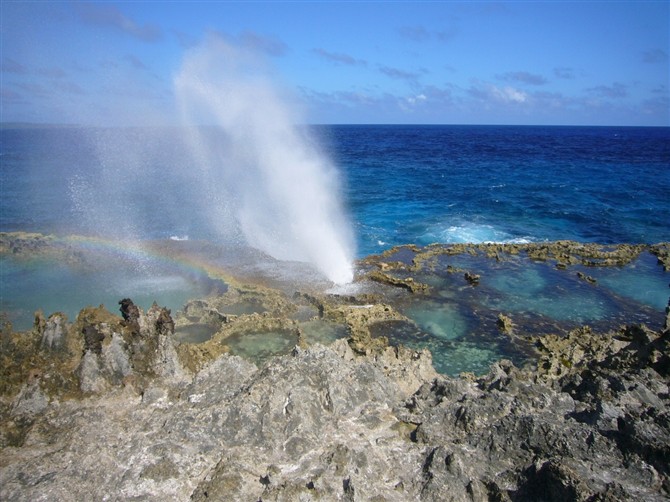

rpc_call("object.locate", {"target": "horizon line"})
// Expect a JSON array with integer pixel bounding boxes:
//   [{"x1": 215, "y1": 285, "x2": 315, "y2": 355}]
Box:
[{"x1": 2, "y1": 121, "x2": 669, "y2": 130}]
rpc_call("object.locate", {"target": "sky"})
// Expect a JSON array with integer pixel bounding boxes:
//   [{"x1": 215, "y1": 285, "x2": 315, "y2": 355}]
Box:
[{"x1": 1, "y1": 1, "x2": 668, "y2": 126}]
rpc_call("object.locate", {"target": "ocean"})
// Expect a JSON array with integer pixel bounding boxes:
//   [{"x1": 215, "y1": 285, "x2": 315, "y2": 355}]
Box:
[
  {"x1": 2, "y1": 125, "x2": 669, "y2": 255},
  {"x1": 1, "y1": 124, "x2": 669, "y2": 373},
  {"x1": 325, "y1": 125, "x2": 670, "y2": 255}
]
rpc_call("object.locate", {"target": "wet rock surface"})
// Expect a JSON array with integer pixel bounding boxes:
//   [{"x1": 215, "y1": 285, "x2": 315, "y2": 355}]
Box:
[
  {"x1": 1, "y1": 299, "x2": 669, "y2": 500},
  {"x1": 1, "y1": 234, "x2": 669, "y2": 500}
]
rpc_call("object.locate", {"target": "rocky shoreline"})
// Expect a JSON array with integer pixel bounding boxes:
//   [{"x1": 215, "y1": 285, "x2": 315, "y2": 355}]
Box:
[{"x1": 1, "y1": 232, "x2": 669, "y2": 500}]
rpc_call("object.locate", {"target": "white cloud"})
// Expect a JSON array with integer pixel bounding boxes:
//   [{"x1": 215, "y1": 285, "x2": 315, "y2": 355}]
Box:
[
  {"x1": 469, "y1": 82, "x2": 527, "y2": 104},
  {"x1": 406, "y1": 93, "x2": 427, "y2": 105},
  {"x1": 497, "y1": 86, "x2": 527, "y2": 103}
]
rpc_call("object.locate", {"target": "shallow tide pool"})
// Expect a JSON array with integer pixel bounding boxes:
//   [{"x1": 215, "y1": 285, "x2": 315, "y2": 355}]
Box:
[
  {"x1": 2, "y1": 239, "x2": 667, "y2": 377},
  {"x1": 378, "y1": 248, "x2": 667, "y2": 375}
]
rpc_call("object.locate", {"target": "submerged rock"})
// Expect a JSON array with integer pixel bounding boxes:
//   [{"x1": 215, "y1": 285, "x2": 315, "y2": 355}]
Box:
[
  {"x1": 576, "y1": 271, "x2": 597, "y2": 284},
  {"x1": 464, "y1": 271, "x2": 481, "y2": 285}
]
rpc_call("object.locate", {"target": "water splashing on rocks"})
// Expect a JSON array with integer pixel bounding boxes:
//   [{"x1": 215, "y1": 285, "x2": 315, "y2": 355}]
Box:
[{"x1": 174, "y1": 35, "x2": 355, "y2": 284}]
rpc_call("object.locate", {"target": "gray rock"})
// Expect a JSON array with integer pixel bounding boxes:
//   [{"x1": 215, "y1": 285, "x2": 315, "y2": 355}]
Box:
[
  {"x1": 39, "y1": 313, "x2": 68, "y2": 350},
  {"x1": 1, "y1": 301, "x2": 669, "y2": 501},
  {"x1": 102, "y1": 332, "x2": 132, "y2": 382},
  {"x1": 10, "y1": 382, "x2": 49, "y2": 420},
  {"x1": 78, "y1": 350, "x2": 108, "y2": 394}
]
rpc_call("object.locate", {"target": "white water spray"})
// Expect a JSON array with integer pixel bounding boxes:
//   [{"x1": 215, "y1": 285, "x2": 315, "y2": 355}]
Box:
[{"x1": 174, "y1": 35, "x2": 355, "y2": 284}]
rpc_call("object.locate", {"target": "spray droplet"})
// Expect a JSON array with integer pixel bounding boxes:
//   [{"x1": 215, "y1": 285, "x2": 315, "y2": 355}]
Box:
[{"x1": 174, "y1": 35, "x2": 355, "y2": 284}]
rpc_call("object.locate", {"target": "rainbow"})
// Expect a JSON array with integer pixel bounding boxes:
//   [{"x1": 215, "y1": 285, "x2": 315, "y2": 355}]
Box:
[{"x1": 59, "y1": 234, "x2": 236, "y2": 286}]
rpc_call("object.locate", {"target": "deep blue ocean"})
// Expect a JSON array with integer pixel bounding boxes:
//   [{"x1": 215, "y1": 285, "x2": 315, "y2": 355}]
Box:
[
  {"x1": 1, "y1": 125, "x2": 669, "y2": 373},
  {"x1": 2, "y1": 125, "x2": 669, "y2": 253},
  {"x1": 324, "y1": 125, "x2": 670, "y2": 255}
]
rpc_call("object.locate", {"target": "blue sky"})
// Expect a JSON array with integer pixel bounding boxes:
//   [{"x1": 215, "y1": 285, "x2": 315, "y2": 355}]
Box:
[{"x1": 1, "y1": 1, "x2": 668, "y2": 126}]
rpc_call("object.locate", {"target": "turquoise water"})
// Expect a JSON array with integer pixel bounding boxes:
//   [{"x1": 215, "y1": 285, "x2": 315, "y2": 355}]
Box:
[
  {"x1": 404, "y1": 302, "x2": 468, "y2": 341},
  {"x1": 1, "y1": 249, "x2": 225, "y2": 329},
  {"x1": 1, "y1": 125, "x2": 668, "y2": 374},
  {"x1": 595, "y1": 253, "x2": 669, "y2": 310},
  {"x1": 370, "y1": 319, "x2": 503, "y2": 376},
  {"x1": 486, "y1": 264, "x2": 613, "y2": 323},
  {"x1": 375, "y1": 247, "x2": 667, "y2": 375},
  {"x1": 299, "y1": 319, "x2": 348, "y2": 346},
  {"x1": 224, "y1": 330, "x2": 298, "y2": 366}
]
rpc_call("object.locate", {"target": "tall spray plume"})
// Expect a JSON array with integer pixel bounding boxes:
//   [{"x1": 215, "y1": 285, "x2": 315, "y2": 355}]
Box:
[{"x1": 174, "y1": 36, "x2": 355, "y2": 284}]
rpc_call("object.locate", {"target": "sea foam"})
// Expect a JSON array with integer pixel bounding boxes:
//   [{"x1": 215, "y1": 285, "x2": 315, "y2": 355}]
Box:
[{"x1": 420, "y1": 222, "x2": 534, "y2": 245}]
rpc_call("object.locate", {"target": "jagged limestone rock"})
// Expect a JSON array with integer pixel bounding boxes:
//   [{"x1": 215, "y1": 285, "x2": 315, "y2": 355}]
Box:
[
  {"x1": 39, "y1": 312, "x2": 68, "y2": 350},
  {"x1": 1, "y1": 311, "x2": 669, "y2": 500}
]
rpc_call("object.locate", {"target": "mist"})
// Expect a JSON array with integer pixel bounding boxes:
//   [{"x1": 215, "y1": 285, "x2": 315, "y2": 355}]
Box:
[{"x1": 173, "y1": 35, "x2": 355, "y2": 284}]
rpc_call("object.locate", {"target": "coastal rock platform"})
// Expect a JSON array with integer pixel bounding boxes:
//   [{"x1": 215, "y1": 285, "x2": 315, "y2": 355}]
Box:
[
  {"x1": 1, "y1": 307, "x2": 669, "y2": 500},
  {"x1": 1, "y1": 233, "x2": 669, "y2": 500}
]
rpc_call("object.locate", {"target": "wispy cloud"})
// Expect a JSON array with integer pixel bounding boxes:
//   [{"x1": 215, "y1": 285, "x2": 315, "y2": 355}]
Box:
[
  {"x1": 238, "y1": 31, "x2": 287, "y2": 57},
  {"x1": 587, "y1": 82, "x2": 628, "y2": 99},
  {"x1": 498, "y1": 71, "x2": 548, "y2": 86},
  {"x1": 406, "y1": 93, "x2": 427, "y2": 105},
  {"x1": 642, "y1": 48, "x2": 668, "y2": 63},
  {"x1": 125, "y1": 54, "x2": 147, "y2": 70},
  {"x1": 301, "y1": 82, "x2": 460, "y2": 123},
  {"x1": 435, "y1": 28, "x2": 458, "y2": 43},
  {"x1": 76, "y1": 3, "x2": 162, "y2": 42},
  {"x1": 1, "y1": 87, "x2": 24, "y2": 103},
  {"x1": 398, "y1": 24, "x2": 458, "y2": 43},
  {"x1": 1, "y1": 58, "x2": 29, "y2": 74},
  {"x1": 172, "y1": 29, "x2": 198, "y2": 49},
  {"x1": 398, "y1": 25, "x2": 431, "y2": 42},
  {"x1": 15, "y1": 82, "x2": 50, "y2": 98},
  {"x1": 641, "y1": 93, "x2": 669, "y2": 118},
  {"x1": 494, "y1": 86, "x2": 527, "y2": 103},
  {"x1": 399, "y1": 86, "x2": 456, "y2": 113},
  {"x1": 2, "y1": 60, "x2": 69, "y2": 79},
  {"x1": 301, "y1": 76, "x2": 667, "y2": 125},
  {"x1": 99, "y1": 59, "x2": 120, "y2": 70},
  {"x1": 554, "y1": 67, "x2": 575, "y2": 79},
  {"x1": 103, "y1": 83, "x2": 168, "y2": 101},
  {"x1": 313, "y1": 48, "x2": 367, "y2": 67},
  {"x1": 53, "y1": 81, "x2": 86, "y2": 95},
  {"x1": 378, "y1": 65, "x2": 421, "y2": 82},
  {"x1": 37, "y1": 67, "x2": 67, "y2": 79},
  {"x1": 469, "y1": 82, "x2": 527, "y2": 104},
  {"x1": 299, "y1": 87, "x2": 378, "y2": 110},
  {"x1": 210, "y1": 30, "x2": 288, "y2": 57}
]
